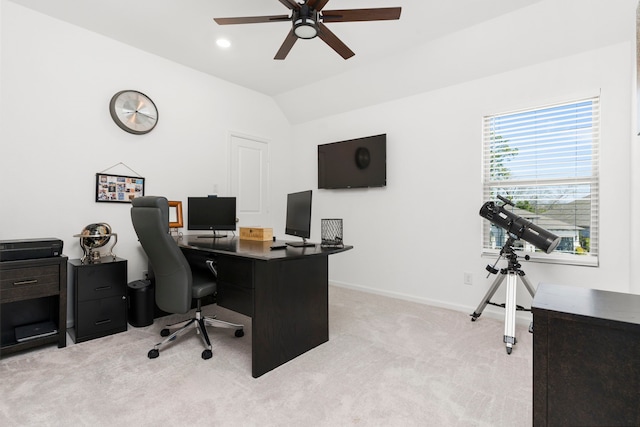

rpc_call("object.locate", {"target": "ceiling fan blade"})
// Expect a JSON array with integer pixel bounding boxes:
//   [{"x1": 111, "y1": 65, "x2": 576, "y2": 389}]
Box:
[
  {"x1": 274, "y1": 30, "x2": 298, "y2": 60},
  {"x1": 308, "y1": 0, "x2": 331, "y2": 11},
  {"x1": 317, "y1": 22, "x2": 354, "y2": 60},
  {"x1": 322, "y1": 7, "x2": 402, "y2": 23},
  {"x1": 278, "y1": 0, "x2": 300, "y2": 10},
  {"x1": 214, "y1": 15, "x2": 290, "y2": 25}
]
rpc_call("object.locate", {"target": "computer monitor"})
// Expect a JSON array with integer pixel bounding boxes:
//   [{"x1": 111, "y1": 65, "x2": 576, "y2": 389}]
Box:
[
  {"x1": 187, "y1": 196, "x2": 237, "y2": 238},
  {"x1": 285, "y1": 190, "x2": 314, "y2": 247}
]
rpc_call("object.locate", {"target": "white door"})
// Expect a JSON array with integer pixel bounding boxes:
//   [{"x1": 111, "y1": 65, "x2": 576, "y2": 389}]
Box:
[{"x1": 229, "y1": 133, "x2": 269, "y2": 228}]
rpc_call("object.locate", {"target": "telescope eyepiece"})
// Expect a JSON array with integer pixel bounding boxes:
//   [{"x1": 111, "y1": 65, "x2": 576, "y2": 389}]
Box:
[{"x1": 497, "y1": 195, "x2": 515, "y2": 207}]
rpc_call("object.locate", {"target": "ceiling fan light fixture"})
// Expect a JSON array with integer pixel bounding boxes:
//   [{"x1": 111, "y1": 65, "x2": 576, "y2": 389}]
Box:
[
  {"x1": 293, "y1": 19, "x2": 318, "y2": 39},
  {"x1": 292, "y1": 6, "x2": 318, "y2": 39}
]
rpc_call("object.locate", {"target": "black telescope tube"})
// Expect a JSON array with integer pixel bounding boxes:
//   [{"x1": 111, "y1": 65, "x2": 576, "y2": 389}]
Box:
[{"x1": 479, "y1": 201, "x2": 561, "y2": 254}]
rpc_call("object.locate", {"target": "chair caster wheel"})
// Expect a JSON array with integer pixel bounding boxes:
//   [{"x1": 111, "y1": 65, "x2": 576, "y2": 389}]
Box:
[
  {"x1": 235, "y1": 329, "x2": 244, "y2": 338},
  {"x1": 160, "y1": 328, "x2": 170, "y2": 337},
  {"x1": 148, "y1": 349, "x2": 159, "y2": 359},
  {"x1": 202, "y1": 349, "x2": 212, "y2": 360}
]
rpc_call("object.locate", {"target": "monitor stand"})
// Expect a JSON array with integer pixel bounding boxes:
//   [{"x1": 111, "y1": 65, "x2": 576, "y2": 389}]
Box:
[
  {"x1": 195, "y1": 231, "x2": 226, "y2": 239},
  {"x1": 286, "y1": 238, "x2": 315, "y2": 248}
]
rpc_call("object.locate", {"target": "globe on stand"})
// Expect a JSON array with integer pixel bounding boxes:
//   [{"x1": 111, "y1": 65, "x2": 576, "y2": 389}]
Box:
[{"x1": 73, "y1": 222, "x2": 118, "y2": 263}]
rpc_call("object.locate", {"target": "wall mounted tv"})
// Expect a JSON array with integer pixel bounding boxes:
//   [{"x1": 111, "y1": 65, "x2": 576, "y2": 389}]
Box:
[{"x1": 317, "y1": 134, "x2": 386, "y2": 189}]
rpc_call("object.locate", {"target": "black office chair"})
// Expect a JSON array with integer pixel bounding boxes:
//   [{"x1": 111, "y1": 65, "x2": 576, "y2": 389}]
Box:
[{"x1": 130, "y1": 196, "x2": 243, "y2": 360}]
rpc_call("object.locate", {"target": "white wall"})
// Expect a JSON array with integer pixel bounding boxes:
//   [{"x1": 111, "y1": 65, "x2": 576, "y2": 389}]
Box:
[
  {"x1": 292, "y1": 28, "x2": 637, "y2": 315},
  {"x1": 0, "y1": 2, "x2": 291, "y2": 322}
]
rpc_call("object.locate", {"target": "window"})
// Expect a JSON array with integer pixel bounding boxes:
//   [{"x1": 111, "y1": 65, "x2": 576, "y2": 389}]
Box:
[{"x1": 482, "y1": 97, "x2": 599, "y2": 266}]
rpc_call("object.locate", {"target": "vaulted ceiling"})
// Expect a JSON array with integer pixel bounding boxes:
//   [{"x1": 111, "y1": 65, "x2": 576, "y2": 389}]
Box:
[
  {"x1": 11, "y1": 1, "x2": 630, "y2": 125},
  {"x1": 7, "y1": 0, "x2": 539, "y2": 97}
]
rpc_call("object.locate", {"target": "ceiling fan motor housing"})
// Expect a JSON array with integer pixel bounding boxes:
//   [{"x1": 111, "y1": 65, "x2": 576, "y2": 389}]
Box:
[{"x1": 293, "y1": 5, "x2": 318, "y2": 39}]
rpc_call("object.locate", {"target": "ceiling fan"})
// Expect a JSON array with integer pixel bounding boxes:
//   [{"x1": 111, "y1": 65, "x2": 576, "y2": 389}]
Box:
[{"x1": 213, "y1": 0, "x2": 401, "y2": 60}]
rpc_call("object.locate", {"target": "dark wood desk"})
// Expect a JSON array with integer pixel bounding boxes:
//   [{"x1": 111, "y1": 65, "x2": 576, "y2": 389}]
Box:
[
  {"x1": 177, "y1": 235, "x2": 352, "y2": 378},
  {"x1": 532, "y1": 283, "x2": 640, "y2": 426}
]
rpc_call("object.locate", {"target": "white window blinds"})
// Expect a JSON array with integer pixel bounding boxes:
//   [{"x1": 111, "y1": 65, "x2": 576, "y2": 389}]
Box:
[{"x1": 481, "y1": 97, "x2": 599, "y2": 266}]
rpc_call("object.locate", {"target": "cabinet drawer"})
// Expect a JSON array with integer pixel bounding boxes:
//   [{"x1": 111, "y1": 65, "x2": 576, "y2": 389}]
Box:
[
  {"x1": 76, "y1": 295, "x2": 126, "y2": 338},
  {"x1": 76, "y1": 263, "x2": 126, "y2": 301},
  {"x1": 0, "y1": 265, "x2": 59, "y2": 302}
]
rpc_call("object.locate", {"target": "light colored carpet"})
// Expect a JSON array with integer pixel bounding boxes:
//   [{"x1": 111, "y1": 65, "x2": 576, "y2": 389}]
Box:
[{"x1": 0, "y1": 286, "x2": 532, "y2": 426}]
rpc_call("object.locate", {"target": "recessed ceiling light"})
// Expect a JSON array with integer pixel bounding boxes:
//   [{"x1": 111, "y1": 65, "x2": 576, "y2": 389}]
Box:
[{"x1": 216, "y1": 38, "x2": 231, "y2": 49}]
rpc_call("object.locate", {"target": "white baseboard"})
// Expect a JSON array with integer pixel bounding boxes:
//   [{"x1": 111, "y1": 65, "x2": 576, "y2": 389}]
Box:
[{"x1": 329, "y1": 280, "x2": 534, "y2": 326}]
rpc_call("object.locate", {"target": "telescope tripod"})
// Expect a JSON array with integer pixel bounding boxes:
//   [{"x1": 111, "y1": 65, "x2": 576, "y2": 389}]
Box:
[{"x1": 470, "y1": 241, "x2": 536, "y2": 354}]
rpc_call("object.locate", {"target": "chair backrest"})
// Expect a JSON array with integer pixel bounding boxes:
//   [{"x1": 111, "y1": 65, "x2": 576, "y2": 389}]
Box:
[{"x1": 130, "y1": 196, "x2": 192, "y2": 314}]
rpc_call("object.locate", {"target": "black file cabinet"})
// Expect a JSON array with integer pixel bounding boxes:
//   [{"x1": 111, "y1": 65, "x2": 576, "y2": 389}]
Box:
[{"x1": 70, "y1": 257, "x2": 127, "y2": 343}]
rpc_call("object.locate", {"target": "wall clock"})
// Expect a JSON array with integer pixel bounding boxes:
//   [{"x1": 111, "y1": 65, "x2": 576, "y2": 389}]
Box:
[{"x1": 109, "y1": 90, "x2": 158, "y2": 135}]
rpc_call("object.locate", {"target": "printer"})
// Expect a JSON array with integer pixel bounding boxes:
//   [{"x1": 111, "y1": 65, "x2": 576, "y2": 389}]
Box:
[{"x1": 0, "y1": 238, "x2": 64, "y2": 261}]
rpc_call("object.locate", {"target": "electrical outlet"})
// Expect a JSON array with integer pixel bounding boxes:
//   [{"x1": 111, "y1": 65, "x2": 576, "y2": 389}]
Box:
[
  {"x1": 464, "y1": 272, "x2": 473, "y2": 286},
  {"x1": 143, "y1": 270, "x2": 149, "y2": 280}
]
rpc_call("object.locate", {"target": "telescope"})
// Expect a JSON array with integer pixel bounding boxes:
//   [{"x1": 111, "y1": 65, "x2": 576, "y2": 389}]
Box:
[
  {"x1": 479, "y1": 195, "x2": 560, "y2": 254},
  {"x1": 473, "y1": 195, "x2": 560, "y2": 355}
]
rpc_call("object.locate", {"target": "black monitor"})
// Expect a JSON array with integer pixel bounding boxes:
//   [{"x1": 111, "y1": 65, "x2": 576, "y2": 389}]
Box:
[
  {"x1": 187, "y1": 196, "x2": 237, "y2": 238},
  {"x1": 285, "y1": 190, "x2": 314, "y2": 247}
]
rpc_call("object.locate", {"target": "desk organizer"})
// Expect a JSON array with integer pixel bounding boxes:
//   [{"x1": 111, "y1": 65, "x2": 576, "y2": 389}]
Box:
[{"x1": 321, "y1": 219, "x2": 344, "y2": 248}]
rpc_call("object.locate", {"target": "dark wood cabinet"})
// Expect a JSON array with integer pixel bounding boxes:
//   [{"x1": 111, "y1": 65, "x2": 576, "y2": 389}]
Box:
[
  {"x1": 70, "y1": 257, "x2": 127, "y2": 343},
  {"x1": 532, "y1": 283, "x2": 640, "y2": 426},
  {"x1": 0, "y1": 256, "x2": 68, "y2": 356}
]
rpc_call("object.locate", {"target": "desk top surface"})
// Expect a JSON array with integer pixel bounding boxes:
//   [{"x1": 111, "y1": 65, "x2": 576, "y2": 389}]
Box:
[
  {"x1": 176, "y1": 235, "x2": 352, "y2": 261},
  {"x1": 533, "y1": 283, "x2": 640, "y2": 326}
]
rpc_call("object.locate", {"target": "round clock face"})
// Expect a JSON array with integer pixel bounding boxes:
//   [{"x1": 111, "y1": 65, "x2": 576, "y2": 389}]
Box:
[{"x1": 109, "y1": 90, "x2": 158, "y2": 135}]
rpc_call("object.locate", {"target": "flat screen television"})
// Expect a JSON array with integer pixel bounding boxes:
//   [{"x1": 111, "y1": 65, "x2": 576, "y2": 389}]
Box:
[
  {"x1": 187, "y1": 196, "x2": 237, "y2": 238},
  {"x1": 318, "y1": 134, "x2": 386, "y2": 189},
  {"x1": 285, "y1": 190, "x2": 314, "y2": 247}
]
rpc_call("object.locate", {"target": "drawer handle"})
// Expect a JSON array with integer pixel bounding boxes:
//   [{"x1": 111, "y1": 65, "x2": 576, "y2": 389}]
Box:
[
  {"x1": 94, "y1": 286, "x2": 112, "y2": 291},
  {"x1": 13, "y1": 279, "x2": 38, "y2": 286},
  {"x1": 95, "y1": 319, "x2": 112, "y2": 325}
]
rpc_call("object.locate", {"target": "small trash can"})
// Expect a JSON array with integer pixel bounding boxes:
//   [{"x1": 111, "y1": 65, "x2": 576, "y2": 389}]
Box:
[{"x1": 127, "y1": 279, "x2": 154, "y2": 327}]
